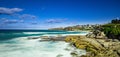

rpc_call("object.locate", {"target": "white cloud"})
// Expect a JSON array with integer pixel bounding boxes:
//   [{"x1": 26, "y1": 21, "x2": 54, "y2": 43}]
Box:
[
  {"x1": 19, "y1": 14, "x2": 37, "y2": 19},
  {"x1": 31, "y1": 22, "x2": 38, "y2": 25},
  {"x1": 0, "y1": 18, "x2": 7, "y2": 21},
  {"x1": 1, "y1": 18, "x2": 24, "y2": 24},
  {"x1": 46, "y1": 18, "x2": 67, "y2": 23},
  {"x1": 0, "y1": 7, "x2": 23, "y2": 15},
  {"x1": 3, "y1": 19, "x2": 19, "y2": 24}
]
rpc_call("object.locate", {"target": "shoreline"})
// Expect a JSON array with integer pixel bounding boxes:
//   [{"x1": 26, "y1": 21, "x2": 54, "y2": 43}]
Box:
[
  {"x1": 2, "y1": 29, "x2": 120, "y2": 57},
  {"x1": 64, "y1": 32, "x2": 120, "y2": 57},
  {"x1": 22, "y1": 29, "x2": 120, "y2": 57}
]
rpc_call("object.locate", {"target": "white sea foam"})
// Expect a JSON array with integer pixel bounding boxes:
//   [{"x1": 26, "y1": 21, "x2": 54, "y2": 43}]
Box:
[
  {"x1": 42, "y1": 32, "x2": 88, "y2": 37},
  {"x1": 23, "y1": 32, "x2": 43, "y2": 34},
  {"x1": 61, "y1": 33, "x2": 88, "y2": 36},
  {"x1": 22, "y1": 32, "x2": 66, "y2": 35},
  {"x1": 0, "y1": 36, "x2": 86, "y2": 57},
  {"x1": 0, "y1": 31, "x2": 88, "y2": 57}
]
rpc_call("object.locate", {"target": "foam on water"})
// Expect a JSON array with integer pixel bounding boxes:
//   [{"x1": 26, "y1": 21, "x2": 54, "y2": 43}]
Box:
[
  {"x1": 0, "y1": 36, "x2": 86, "y2": 57},
  {"x1": 0, "y1": 30, "x2": 88, "y2": 57},
  {"x1": 22, "y1": 32, "x2": 67, "y2": 34},
  {"x1": 42, "y1": 32, "x2": 88, "y2": 37},
  {"x1": 23, "y1": 32, "x2": 44, "y2": 34}
]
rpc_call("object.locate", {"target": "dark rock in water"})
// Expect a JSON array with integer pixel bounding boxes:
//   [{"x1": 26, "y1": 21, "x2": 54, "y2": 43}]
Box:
[
  {"x1": 27, "y1": 37, "x2": 40, "y2": 39},
  {"x1": 64, "y1": 48, "x2": 71, "y2": 51},
  {"x1": 40, "y1": 36, "x2": 49, "y2": 39},
  {"x1": 40, "y1": 36, "x2": 66, "y2": 42},
  {"x1": 71, "y1": 51, "x2": 78, "y2": 57},
  {"x1": 56, "y1": 54, "x2": 63, "y2": 57},
  {"x1": 39, "y1": 39, "x2": 51, "y2": 42}
]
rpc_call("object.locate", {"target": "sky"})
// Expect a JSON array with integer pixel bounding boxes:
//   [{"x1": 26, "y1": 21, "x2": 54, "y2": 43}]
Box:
[{"x1": 0, "y1": 0, "x2": 120, "y2": 29}]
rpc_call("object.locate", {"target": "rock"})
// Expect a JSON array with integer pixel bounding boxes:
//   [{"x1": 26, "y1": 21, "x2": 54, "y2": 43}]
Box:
[
  {"x1": 27, "y1": 36, "x2": 40, "y2": 39},
  {"x1": 57, "y1": 34, "x2": 62, "y2": 37},
  {"x1": 86, "y1": 30, "x2": 106, "y2": 39},
  {"x1": 117, "y1": 50, "x2": 120, "y2": 56},
  {"x1": 79, "y1": 35, "x2": 86, "y2": 38},
  {"x1": 105, "y1": 39, "x2": 113, "y2": 42},
  {"x1": 65, "y1": 36, "x2": 105, "y2": 50},
  {"x1": 40, "y1": 36, "x2": 49, "y2": 39},
  {"x1": 39, "y1": 39, "x2": 51, "y2": 42},
  {"x1": 71, "y1": 51, "x2": 78, "y2": 57},
  {"x1": 65, "y1": 35, "x2": 120, "y2": 57},
  {"x1": 101, "y1": 42, "x2": 110, "y2": 48},
  {"x1": 100, "y1": 32, "x2": 106, "y2": 36},
  {"x1": 56, "y1": 54, "x2": 63, "y2": 57},
  {"x1": 113, "y1": 39, "x2": 119, "y2": 42},
  {"x1": 40, "y1": 36, "x2": 66, "y2": 41},
  {"x1": 64, "y1": 48, "x2": 71, "y2": 51},
  {"x1": 96, "y1": 36, "x2": 105, "y2": 39},
  {"x1": 86, "y1": 33, "x2": 95, "y2": 38}
]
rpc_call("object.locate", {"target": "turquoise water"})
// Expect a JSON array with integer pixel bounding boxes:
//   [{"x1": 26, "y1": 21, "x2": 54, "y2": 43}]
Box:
[{"x1": 0, "y1": 30, "x2": 87, "y2": 57}]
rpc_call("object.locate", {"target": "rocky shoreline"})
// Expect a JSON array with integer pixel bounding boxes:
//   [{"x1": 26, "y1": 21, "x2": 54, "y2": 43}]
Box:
[
  {"x1": 27, "y1": 36, "x2": 66, "y2": 41},
  {"x1": 26, "y1": 30, "x2": 120, "y2": 57},
  {"x1": 65, "y1": 31, "x2": 120, "y2": 57}
]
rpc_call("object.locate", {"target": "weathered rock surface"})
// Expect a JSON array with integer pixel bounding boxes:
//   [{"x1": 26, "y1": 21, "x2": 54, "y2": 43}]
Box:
[
  {"x1": 27, "y1": 36, "x2": 40, "y2": 39},
  {"x1": 65, "y1": 35, "x2": 120, "y2": 57},
  {"x1": 40, "y1": 36, "x2": 66, "y2": 41},
  {"x1": 86, "y1": 30, "x2": 106, "y2": 39}
]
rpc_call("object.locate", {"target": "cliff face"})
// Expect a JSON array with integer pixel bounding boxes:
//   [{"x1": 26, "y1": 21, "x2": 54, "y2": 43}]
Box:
[{"x1": 65, "y1": 33, "x2": 120, "y2": 57}]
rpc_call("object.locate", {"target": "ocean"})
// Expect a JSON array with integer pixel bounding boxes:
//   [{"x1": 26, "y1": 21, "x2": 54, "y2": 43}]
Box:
[{"x1": 0, "y1": 30, "x2": 87, "y2": 57}]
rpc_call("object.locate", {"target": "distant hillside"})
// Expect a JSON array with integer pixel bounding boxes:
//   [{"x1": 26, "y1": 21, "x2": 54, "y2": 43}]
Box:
[
  {"x1": 49, "y1": 24, "x2": 101, "y2": 31},
  {"x1": 49, "y1": 18, "x2": 120, "y2": 40}
]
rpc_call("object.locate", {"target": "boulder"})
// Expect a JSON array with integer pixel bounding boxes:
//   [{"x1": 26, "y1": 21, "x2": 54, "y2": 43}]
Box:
[
  {"x1": 113, "y1": 39, "x2": 119, "y2": 42},
  {"x1": 56, "y1": 54, "x2": 63, "y2": 57},
  {"x1": 86, "y1": 33, "x2": 95, "y2": 38},
  {"x1": 117, "y1": 50, "x2": 120, "y2": 56},
  {"x1": 27, "y1": 36, "x2": 40, "y2": 39},
  {"x1": 86, "y1": 30, "x2": 106, "y2": 39},
  {"x1": 40, "y1": 36, "x2": 49, "y2": 39}
]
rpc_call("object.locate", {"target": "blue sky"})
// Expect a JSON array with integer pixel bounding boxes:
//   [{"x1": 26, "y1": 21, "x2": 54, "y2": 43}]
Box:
[{"x1": 0, "y1": 0, "x2": 120, "y2": 29}]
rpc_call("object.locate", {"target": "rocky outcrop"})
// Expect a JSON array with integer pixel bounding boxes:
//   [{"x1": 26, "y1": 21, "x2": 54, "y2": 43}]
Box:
[
  {"x1": 86, "y1": 30, "x2": 106, "y2": 39},
  {"x1": 27, "y1": 36, "x2": 40, "y2": 39},
  {"x1": 40, "y1": 36, "x2": 66, "y2": 41},
  {"x1": 65, "y1": 35, "x2": 120, "y2": 57}
]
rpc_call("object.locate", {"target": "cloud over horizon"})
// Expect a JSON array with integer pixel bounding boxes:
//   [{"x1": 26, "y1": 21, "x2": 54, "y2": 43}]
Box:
[
  {"x1": 19, "y1": 14, "x2": 37, "y2": 19},
  {"x1": 1, "y1": 18, "x2": 24, "y2": 24},
  {"x1": 45, "y1": 18, "x2": 67, "y2": 23},
  {"x1": 0, "y1": 7, "x2": 38, "y2": 26},
  {"x1": 0, "y1": 7, "x2": 75, "y2": 29},
  {"x1": 0, "y1": 7, "x2": 23, "y2": 15}
]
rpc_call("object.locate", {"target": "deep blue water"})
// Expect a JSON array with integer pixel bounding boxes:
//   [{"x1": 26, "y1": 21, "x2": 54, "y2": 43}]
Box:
[{"x1": 0, "y1": 30, "x2": 86, "y2": 41}]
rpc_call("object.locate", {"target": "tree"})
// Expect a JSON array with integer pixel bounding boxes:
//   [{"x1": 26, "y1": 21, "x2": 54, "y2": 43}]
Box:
[{"x1": 111, "y1": 18, "x2": 120, "y2": 24}]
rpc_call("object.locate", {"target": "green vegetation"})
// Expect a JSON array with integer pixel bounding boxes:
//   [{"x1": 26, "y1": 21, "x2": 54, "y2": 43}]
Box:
[
  {"x1": 111, "y1": 19, "x2": 120, "y2": 24},
  {"x1": 103, "y1": 24, "x2": 120, "y2": 35},
  {"x1": 102, "y1": 19, "x2": 120, "y2": 40}
]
